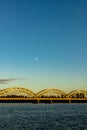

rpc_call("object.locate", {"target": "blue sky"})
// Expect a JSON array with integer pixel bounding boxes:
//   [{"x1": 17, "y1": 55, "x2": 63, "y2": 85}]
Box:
[{"x1": 0, "y1": 0, "x2": 87, "y2": 92}]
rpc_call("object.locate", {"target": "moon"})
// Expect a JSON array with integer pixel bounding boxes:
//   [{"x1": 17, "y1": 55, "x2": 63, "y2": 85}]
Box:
[{"x1": 35, "y1": 57, "x2": 38, "y2": 61}]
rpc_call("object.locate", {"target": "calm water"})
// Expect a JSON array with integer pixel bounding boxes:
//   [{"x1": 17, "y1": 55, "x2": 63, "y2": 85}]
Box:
[{"x1": 0, "y1": 103, "x2": 87, "y2": 130}]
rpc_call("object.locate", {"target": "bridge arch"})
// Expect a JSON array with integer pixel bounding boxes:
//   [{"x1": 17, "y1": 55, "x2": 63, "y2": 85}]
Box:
[
  {"x1": 36, "y1": 88, "x2": 67, "y2": 98},
  {"x1": 0, "y1": 87, "x2": 35, "y2": 98},
  {"x1": 68, "y1": 90, "x2": 87, "y2": 98}
]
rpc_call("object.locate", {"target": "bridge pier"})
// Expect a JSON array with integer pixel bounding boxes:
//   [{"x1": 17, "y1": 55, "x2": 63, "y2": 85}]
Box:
[
  {"x1": 51, "y1": 100, "x2": 52, "y2": 104},
  {"x1": 37, "y1": 100, "x2": 40, "y2": 104},
  {"x1": 69, "y1": 100, "x2": 71, "y2": 103}
]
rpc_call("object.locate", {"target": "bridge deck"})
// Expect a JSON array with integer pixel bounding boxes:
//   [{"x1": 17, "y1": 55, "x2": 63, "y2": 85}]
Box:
[
  {"x1": 0, "y1": 98, "x2": 87, "y2": 103},
  {"x1": 0, "y1": 97, "x2": 87, "y2": 100}
]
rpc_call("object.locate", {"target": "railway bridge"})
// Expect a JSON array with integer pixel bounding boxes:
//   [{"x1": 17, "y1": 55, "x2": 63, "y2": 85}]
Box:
[{"x1": 0, "y1": 87, "x2": 87, "y2": 103}]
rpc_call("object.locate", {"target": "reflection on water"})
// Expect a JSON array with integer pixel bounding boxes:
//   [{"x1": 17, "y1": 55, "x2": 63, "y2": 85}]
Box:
[{"x1": 0, "y1": 103, "x2": 87, "y2": 130}]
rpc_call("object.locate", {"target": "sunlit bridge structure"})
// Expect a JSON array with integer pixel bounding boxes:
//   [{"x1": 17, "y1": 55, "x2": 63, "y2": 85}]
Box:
[
  {"x1": 36, "y1": 88, "x2": 67, "y2": 98},
  {"x1": 68, "y1": 90, "x2": 87, "y2": 98},
  {"x1": 0, "y1": 87, "x2": 35, "y2": 98},
  {"x1": 0, "y1": 87, "x2": 87, "y2": 103}
]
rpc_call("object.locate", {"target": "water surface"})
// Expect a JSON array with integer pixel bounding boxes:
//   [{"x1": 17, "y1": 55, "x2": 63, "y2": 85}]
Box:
[{"x1": 0, "y1": 103, "x2": 87, "y2": 130}]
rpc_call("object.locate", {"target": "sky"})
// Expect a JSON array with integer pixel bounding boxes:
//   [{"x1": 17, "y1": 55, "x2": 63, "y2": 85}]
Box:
[{"x1": 0, "y1": 0, "x2": 87, "y2": 92}]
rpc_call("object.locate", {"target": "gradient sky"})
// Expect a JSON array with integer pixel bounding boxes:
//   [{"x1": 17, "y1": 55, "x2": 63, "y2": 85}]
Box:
[{"x1": 0, "y1": 0, "x2": 87, "y2": 92}]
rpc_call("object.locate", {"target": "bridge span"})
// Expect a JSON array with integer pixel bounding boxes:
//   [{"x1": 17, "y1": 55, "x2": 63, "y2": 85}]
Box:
[
  {"x1": 0, "y1": 97, "x2": 87, "y2": 103},
  {"x1": 0, "y1": 87, "x2": 87, "y2": 103}
]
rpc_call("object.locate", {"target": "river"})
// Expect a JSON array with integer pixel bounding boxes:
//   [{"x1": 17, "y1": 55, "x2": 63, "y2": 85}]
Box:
[{"x1": 0, "y1": 103, "x2": 87, "y2": 130}]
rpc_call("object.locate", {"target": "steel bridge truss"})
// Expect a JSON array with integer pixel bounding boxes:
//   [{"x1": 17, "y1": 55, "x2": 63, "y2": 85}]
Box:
[
  {"x1": 0, "y1": 87, "x2": 87, "y2": 99},
  {"x1": 0, "y1": 87, "x2": 35, "y2": 98},
  {"x1": 68, "y1": 90, "x2": 87, "y2": 98},
  {"x1": 36, "y1": 88, "x2": 67, "y2": 98}
]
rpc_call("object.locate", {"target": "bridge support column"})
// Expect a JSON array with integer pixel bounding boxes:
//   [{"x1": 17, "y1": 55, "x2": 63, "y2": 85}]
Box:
[
  {"x1": 37, "y1": 100, "x2": 40, "y2": 104},
  {"x1": 69, "y1": 100, "x2": 71, "y2": 103},
  {"x1": 51, "y1": 100, "x2": 52, "y2": 104}
]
